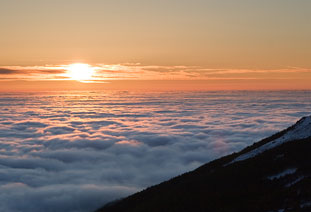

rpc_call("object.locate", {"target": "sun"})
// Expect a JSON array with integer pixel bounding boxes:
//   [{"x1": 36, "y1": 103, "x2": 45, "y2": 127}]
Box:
[{"x1": 66, "y1": 63, "x2": 95, "y2": 81}]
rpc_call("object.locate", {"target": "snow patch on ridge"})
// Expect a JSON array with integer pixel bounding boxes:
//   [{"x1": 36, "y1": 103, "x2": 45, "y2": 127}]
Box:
[
  {"x1": 267, "y1": 168, "x2": 297, "y2": 180},
  {"x1": 285, "y1": 176, "x2": 304, "y2": 187},
  {"x1": 231, "y1": 116, "x2": 311, "y2": 163},
  {"x1": 301, "y1": 201, "x2": 311, "y2": 208}
]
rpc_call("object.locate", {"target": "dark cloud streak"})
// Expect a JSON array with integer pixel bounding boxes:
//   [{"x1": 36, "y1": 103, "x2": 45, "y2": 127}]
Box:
[{"x1": 0, "y1": 68, "x2": 19, "y2": 74}]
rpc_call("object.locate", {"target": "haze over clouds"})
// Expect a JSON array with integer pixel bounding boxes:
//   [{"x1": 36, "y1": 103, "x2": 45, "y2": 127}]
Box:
[{"x1": 0, "y1": 91, "x2": 311, "y2": 212}]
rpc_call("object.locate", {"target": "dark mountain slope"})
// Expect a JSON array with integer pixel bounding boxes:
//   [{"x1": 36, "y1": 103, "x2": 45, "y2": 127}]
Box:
[{"x1": 96, "y1": 116, "x2": 311, "y2": 212}]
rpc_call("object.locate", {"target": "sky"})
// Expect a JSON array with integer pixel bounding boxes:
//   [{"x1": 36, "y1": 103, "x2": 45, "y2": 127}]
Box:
[{"x1": 0, "y1": 0, "x2": 311, "y2": 90}]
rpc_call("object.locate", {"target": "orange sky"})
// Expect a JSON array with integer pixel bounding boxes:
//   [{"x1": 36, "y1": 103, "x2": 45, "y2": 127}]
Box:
[{"x1": 0, "y1": 0, "x2": 310, "y2": 91}]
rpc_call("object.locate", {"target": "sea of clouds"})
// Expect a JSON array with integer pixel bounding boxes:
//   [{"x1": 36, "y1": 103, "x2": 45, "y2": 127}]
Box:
[{"x1": 0, "y1": 90, "x2": 311, "y2": 212}]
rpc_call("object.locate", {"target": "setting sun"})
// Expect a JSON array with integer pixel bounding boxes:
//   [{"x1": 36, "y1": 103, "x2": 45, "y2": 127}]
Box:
[{"x1": 66, "y1": 63, "x2": 95, "y2": 81}]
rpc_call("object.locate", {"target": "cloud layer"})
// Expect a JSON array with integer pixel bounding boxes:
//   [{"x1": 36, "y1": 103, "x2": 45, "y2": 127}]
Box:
[
  {"x1": 0, "y1": 91, "x2": 311, "y2": 212},
  {"x1": 0, "y1": 64, "x2": 310, "y2": 81}
]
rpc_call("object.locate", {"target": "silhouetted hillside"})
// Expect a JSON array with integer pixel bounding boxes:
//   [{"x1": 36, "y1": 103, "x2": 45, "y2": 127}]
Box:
[{"x1": 96, "y1": 116, "x2": 311, "y2": 212}]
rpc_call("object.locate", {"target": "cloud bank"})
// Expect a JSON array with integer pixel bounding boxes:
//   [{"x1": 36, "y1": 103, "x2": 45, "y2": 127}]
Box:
[
  {"x1": 0, "y1": 91, "x2": 311, "y2": 211},
  {"x1": 0, "y1": 64, "x2": 310, "y2": 81}
]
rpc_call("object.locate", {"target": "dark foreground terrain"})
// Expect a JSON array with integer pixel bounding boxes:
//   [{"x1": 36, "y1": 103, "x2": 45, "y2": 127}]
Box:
[{"x1": 96, "y1": 116, "x2": 311, "y2": 212}]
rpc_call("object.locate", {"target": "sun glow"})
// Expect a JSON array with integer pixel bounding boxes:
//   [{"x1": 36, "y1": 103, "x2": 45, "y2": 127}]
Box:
[{"x1": 66, "y1": 63, "x2": 95, "y2": 81}]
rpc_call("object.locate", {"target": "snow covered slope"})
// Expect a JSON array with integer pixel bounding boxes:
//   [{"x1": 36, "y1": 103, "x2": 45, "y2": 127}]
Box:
[{"x1": 231, "y1": 116, "x2": 311, "y2": 163}]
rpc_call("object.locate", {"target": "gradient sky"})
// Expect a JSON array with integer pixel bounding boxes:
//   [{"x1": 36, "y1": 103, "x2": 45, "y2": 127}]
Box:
[{"x1": 0, "y1": 0, "x2": 311, "y2": 90}]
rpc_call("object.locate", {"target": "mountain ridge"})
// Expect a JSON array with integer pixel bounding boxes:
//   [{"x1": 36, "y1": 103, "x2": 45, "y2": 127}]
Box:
[{"x1": 96, "y1": 115, "x2": 311, "y2": 212}]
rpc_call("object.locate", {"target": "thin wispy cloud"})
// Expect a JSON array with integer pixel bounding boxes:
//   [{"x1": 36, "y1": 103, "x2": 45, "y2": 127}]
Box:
[
  {"x1": 0, "y1": 65, "x2": 310, "y2": 81},
  {"x1": 0, "y1": 66, "x2": 67, "y2": 80}
]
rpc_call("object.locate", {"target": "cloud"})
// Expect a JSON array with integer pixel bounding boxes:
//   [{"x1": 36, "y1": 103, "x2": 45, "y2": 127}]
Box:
[
  {"x1": 0, "y1": 91, "x2": 310, "y2": 211},
  {"x1": 1, "y1": 64, "x2": 310, "y2": 81},
  {"x1": 0, "y1": 66, "x2": 67, "y2": 80},
  {"x1": 0, "y1": 69, "x2": 18, "y2": 75},
  {"x1": 0, "y1": 183, "x2": 136, "y2": 212},
  {"x1": 44, "y1": 126, "x2": 76, "y2": 135}
]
